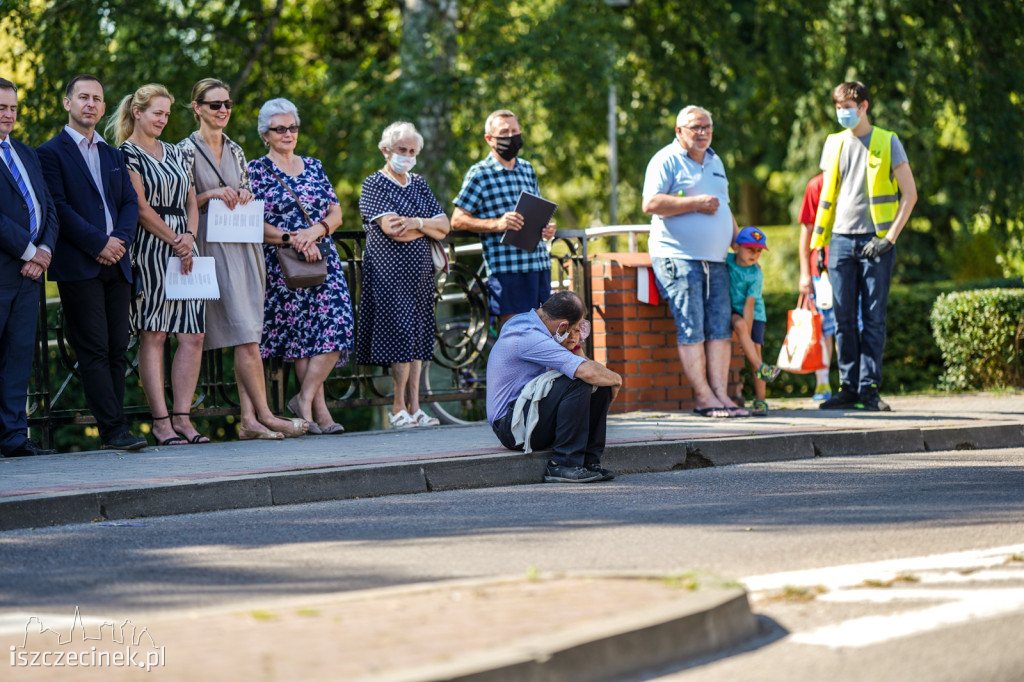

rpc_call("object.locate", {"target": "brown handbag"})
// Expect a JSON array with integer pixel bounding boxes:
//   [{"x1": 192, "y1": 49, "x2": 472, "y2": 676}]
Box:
[{"x1": 261, "y1": 159, "x2": 327, "y2": 289}]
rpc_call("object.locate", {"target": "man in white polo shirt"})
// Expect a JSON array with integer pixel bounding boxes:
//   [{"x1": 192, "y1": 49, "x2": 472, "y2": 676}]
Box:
[{"x1": 642, "y1": 105, "x2": 743, "y2": 419}]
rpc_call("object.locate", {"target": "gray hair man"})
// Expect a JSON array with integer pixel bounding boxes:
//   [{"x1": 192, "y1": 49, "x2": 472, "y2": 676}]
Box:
[{"x1": 641, "y1": 105, "x2": 744, "y2": 418}]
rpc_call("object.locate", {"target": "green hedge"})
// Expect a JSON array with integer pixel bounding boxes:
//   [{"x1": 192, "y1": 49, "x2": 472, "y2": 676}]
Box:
[
  {"x1": 750, "y1": 278, "x2": 1023, "y2": 399},
  {"x1": 930, "y1": 289, "x2": 1024, "y2": 391}
]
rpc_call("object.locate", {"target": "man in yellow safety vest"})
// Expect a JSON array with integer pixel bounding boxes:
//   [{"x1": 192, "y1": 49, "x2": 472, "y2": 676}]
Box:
[{"x1": 811, "y1": 81, "x2": 917, "y2": 412}]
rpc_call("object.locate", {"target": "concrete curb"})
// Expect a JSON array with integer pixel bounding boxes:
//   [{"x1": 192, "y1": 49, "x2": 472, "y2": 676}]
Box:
[
  {"x1": 370, "y1": 587, "x2": 756, "y2": 682},
  {"x1": 1, "y1": 422, "x2": 1021, "y2": 532}
]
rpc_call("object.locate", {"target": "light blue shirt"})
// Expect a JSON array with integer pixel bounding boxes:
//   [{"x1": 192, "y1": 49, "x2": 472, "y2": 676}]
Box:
[
  {"x1": 64, "y1": 125, "x2": 114, "y2": 235},
  {"x1": 485, "y1": 310, "x2": 586, "y2": 425},
  {"x1": 643, "y1": 141, "x2": 734, "y2": 262},
  {"x1": 0, "y1": 134, "x2": 47, "y2": 262}
]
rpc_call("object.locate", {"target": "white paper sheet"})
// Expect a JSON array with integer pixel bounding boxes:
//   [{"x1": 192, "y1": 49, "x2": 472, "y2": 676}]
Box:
[
  {"x1": 206, "y1": 199, "x2": 265, "y2": 243},
  {"x1": 164, "y1": 256, "x2": 220, "y2": 300}
]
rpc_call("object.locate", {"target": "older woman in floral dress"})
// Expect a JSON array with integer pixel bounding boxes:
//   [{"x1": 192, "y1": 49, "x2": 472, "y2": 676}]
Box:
[{"x1": 248, "y1": 98, "x2": 353, "y2": 435}]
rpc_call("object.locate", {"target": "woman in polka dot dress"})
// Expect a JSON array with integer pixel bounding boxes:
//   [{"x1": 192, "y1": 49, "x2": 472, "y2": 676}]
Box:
[{"x1": 357, "y1": 122, "x2": 450, "y2": 428}]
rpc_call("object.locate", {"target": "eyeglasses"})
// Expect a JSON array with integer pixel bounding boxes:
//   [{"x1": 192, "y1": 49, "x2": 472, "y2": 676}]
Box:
[
  {"x1": 199, "y1": 99, "x2": 233, "y2": 111},
  {"x1": 683, "y1": 125, "x2": 713, "y2": 134},
  {"x1": 267, "y1": 125, "x2": 300, "y2": 134}
]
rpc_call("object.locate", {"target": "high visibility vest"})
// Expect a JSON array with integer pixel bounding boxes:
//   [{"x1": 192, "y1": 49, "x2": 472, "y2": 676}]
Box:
[{"x1": 810, "y1": 127, "x2": 900, "y2": 249}]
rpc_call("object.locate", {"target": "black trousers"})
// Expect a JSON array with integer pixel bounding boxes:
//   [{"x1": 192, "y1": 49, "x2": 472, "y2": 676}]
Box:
[
  {"x1": 493, "y1": 376, "x2": 612, "y2": 468},
  {"x1": 57, "y1": 266, "x2": 131, "y2": 442}
]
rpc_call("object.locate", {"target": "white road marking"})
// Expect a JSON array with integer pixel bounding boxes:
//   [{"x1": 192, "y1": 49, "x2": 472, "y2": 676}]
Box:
[
  {"x1": 742, "y1": 545, "x2": 1024, "y2": 649},
  {"x1": 791, "y1": 589, "x2": 1024, "y2": 648},
  {"x1": 742, "y1": 544, "x2": 1024, "y2": 592}
]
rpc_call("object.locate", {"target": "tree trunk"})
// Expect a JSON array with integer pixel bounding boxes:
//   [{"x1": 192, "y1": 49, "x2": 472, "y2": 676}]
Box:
[{"x1": 399, "y1": 0, "x2": 458, "y2": 202}]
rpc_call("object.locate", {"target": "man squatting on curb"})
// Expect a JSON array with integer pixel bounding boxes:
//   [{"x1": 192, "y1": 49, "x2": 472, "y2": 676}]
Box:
[{"x1": 486, "y1": 291, "x2": 622, "y2": 484}]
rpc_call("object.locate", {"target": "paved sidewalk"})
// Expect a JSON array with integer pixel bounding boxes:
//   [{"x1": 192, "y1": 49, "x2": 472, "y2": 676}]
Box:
[
  {"x1": 3, "y1": 393, "x2": 1021, "y2": 681},
  {"x1": 1, "y1": 393, "x2": 1022, "y2": 532}
]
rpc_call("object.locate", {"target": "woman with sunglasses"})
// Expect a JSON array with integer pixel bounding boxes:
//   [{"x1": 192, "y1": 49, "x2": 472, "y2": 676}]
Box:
[
  {"x1": 248, "y1": 98, "x2": 353, "y2": 435},
  {"x1": 178, "y1": 79, "x2": 306, "y2": 440}
]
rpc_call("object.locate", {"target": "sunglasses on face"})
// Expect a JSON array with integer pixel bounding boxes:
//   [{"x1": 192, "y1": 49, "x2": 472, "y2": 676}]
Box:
[
  {"x1": 199, "y1": 99, "x2": 233, "y2": 111},
  {"x1": 267, "y1": 125, "x2": 300, "y2": 135}
]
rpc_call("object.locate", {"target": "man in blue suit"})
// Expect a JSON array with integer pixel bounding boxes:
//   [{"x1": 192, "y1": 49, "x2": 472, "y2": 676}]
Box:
[
  {"x1": 0, "y1": 78, "x2": 58, "y2": 457},
  {"x1": 38, "y1": 75, "x2": 145, "y2": 451}
]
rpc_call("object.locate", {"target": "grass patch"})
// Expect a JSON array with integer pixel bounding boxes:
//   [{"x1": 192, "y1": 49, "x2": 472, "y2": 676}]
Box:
[
  {"x1": 860, "y1": 573, "x2": 920, "y2": 588},
  {"x1": 760, "y1": 584, "x2": 827, "y2": 602},
  {"x1": 250, "y1": 610, "x2": 278, "y2": 621}
]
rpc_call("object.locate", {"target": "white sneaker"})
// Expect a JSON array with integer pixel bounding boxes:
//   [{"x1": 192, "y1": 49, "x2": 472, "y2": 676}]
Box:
[
  {"x1": 388, "y1": 409, "x2": 417, "y2": 428},
  {"x1": 411, "y1": 408, "x2": 440, "y2": 427}
]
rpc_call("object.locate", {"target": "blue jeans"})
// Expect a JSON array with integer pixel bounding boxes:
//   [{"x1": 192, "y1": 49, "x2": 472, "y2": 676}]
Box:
[
  {"x1": 650, "y1": 257, "x2": 732, "y2": 344},
  {"x1": 828, "y1": 233, "x2": 895, "y2": 393}
]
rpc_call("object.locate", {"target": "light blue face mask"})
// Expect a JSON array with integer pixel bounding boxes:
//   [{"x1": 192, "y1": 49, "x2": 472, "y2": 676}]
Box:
[{"x1": 837, "y1": 107, "x2": 861, "y2": 129}]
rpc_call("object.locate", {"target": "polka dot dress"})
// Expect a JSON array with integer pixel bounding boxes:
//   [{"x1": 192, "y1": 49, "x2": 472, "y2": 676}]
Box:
[{"x1": 356, "y1": 171, "x2": 445, "y2": 366}]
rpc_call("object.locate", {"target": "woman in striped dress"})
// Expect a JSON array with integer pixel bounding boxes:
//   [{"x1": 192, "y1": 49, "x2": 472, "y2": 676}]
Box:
[{"x1": 108, "y1": 83, "x2": 208, "y2": 445}]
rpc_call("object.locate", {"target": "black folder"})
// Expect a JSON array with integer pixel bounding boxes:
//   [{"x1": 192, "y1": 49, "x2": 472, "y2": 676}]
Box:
[{"x1": 501, "y1": 191, "x2": 558, "y2": 252}]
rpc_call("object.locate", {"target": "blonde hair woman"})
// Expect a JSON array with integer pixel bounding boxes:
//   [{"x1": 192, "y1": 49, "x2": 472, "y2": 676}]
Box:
[
  {"x1": 178, "y1": 79, "x2": 305, "y2": 440},
  {"x1": 108, "y1": 84, "x2": 208, "y2": 445}
]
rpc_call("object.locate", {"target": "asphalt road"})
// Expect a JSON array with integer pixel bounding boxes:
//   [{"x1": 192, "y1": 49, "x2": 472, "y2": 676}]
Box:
[{"x1": 2, "y1": 447, "x2": 1022, "y2": 680}]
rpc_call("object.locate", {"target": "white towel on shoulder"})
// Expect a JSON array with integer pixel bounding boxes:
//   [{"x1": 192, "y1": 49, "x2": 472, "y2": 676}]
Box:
[{"x1": 510, "y1": 370, "x2": 562, "y2": 454}]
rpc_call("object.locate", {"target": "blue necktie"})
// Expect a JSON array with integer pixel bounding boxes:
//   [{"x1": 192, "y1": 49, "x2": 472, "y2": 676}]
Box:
[{"x1": 1, "y1": 140, "x2": 38, "y2": 242}]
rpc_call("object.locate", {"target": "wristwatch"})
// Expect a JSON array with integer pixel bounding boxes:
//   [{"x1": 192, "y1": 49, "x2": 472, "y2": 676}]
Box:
[{"x1": 281, "y1": 232, "x2": 291, "y2": 243}]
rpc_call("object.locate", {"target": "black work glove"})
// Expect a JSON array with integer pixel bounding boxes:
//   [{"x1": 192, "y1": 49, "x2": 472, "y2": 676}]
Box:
[
  {"x1": 816, "y1": 249, "x2": 826, "y2": 272},
  {"x1": 861, "y1": 236, "x2": 894, "y2": 260}
]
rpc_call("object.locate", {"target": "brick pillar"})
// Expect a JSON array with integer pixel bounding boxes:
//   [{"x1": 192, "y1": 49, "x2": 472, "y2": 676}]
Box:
[{"x1": 589, "y1": 252, "x2": 745, "y2": 414}]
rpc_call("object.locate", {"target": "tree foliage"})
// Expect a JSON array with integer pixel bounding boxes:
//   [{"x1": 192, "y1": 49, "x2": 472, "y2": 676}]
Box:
[{"x1": 3, "y1": 0, "x2": 1023, "y2": 278}]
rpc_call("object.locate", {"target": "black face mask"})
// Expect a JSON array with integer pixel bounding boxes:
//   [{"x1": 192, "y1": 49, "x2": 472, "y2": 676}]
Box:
[{"x1": 493, "y1": 133, "x2": 523, "y2": 161}]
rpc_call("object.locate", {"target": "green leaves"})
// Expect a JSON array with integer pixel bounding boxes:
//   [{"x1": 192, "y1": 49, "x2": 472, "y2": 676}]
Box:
[{"x1": 4, "y1": 0, "x2": 1023, "y2": 277}]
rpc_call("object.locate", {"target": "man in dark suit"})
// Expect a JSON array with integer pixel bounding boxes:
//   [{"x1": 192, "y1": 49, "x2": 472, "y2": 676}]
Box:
[
  {"x1": 0, "y1": 78, "x2": 58, "y2": 457},
  {"x1": 38, "y1": 74, "x2": 145, "y2": 451}
]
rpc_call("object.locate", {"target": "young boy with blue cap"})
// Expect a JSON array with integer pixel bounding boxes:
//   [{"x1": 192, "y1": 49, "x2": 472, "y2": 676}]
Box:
[{"x1": 727, "y1": 226, "x2": 780, "y2": 416}]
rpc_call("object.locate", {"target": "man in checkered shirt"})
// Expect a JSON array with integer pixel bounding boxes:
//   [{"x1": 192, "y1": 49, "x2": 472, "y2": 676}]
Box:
[{"x1": 452, "y1": 109, "x2": 556, "y2": 331}]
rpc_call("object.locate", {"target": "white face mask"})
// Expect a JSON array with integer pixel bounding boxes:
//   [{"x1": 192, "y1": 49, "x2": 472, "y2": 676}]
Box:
[
  {"x1": 389, "y1": 152, "x2": 416, "y2": 174},
  {"x1": 553, "y1": 322, "x2": 570, "y2": 344}
]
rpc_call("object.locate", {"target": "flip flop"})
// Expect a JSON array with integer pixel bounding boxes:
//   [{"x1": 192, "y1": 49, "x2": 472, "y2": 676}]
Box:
[
  {"x1": 281, "y1": 418, "x2": 308, "y2": 437},
  {"x1": 239, "y1": 427, "x2": 285, "y2": 441},
  {"x1": 188, "y1": 434, "x2": 211, "y2": 444},
  {"x1": 727, "y1": 406, "x2": 751, "y2": 418},
  {"x1": 692, "y1": 406, "x2": 730, "y2": 418}
]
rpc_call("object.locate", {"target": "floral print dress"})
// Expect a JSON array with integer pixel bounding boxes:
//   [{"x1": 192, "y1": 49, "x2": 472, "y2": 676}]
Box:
[{"x1": 247, "y1": 155, "x2": 354, "y2": 364}]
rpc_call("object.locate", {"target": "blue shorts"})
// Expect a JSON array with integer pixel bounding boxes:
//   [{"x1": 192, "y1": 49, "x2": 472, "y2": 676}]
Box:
[
  {"x1": 750, "y1": 319, "x2": 765, "y2": 346},
  {"x1": 811, "y1": 294, "x2": 837, "y2": 337},
  {"x1": 731, "y1": 313, "x2": 766, "y2": 345},
  {"x1": 488, "y1": 270, "x2": 551, "y2": 317},
  {"x1": 651, "y1": 257, "x2": 732, "y2": 345}
]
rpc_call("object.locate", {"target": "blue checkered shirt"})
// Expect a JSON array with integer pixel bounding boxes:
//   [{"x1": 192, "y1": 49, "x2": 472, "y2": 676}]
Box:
[{"x1": 453, "y1": 155, "x2": 550, "y2": 274}]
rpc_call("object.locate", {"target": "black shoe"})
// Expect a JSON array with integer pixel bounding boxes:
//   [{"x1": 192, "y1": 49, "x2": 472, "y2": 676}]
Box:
[
  {"x1": 856, "y1": 385, "x2": 891, "y2": 412},
  {"x1": 102, "y1": 431, "x2": 148, "y2": 451},
  {"x1": 584, "y1": 463, "x2": 616, "y2": 481},
  {"x1": 818, "y1": 386, "x2": 860, "y2": 410},
  {"x1": 4, "y1": 439, "x2": 56, "y2": 458},
  {"x1": 543, "y1": 461, "x2": 603, "y2": 483}
]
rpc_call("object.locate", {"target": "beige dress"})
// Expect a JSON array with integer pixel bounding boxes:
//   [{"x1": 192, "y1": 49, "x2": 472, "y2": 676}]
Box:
[{"x1": 178, "y1": 132, "x2": 266, "y2": 350}]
